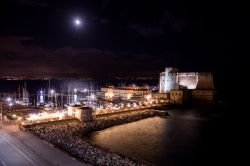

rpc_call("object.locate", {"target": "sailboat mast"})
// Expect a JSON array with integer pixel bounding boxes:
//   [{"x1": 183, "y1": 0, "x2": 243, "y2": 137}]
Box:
[{"x1": 18, "y1": 84, "x2": 20, "y2": 100}]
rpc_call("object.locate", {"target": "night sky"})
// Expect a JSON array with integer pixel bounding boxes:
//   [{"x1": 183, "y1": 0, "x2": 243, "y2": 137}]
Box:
[{"x1": 0, "y1": 0, "x2": 235, "y2": 78}]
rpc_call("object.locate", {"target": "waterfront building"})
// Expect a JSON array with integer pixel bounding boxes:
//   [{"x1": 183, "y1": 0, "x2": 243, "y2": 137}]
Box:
[
  {"x1": 101, "y1": 85, "x2": 151, "y2": 100},
  {"x1": 170, "y1": 89, "x2": 188, "y2": 104},
  {"x1": 68, "y1": 105, "x2": 96, "y2": 122}
]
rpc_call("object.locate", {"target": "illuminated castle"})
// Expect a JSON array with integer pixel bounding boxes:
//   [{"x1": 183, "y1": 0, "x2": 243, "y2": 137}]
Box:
[
  {"x1": 159, "y1": 67, "x2": 215, "y2": 104},
  {"x1": 159, "y1": 67, "x2": 214, "y2": 93}
]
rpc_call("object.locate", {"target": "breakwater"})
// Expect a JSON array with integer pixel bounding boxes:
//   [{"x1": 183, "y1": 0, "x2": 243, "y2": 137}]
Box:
[{"x1": 26, "y1": 109, "x2": 166, "y2": 165}]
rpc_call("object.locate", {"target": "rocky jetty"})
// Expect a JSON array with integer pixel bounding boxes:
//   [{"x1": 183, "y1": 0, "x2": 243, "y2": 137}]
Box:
[{"x1": 27, "y1": 110, "x2": 163, "y2": 165}]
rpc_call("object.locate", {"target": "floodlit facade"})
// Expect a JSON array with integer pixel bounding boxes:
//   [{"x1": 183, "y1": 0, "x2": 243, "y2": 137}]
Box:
[
  {"x1": 159, "y1": 67, "x2": 214, "y2": 93},
  {"x1": 101, "y1": 85, "x2": 151, "y2": 100},
  {"x1": 159, "y1": 67, "x2": 215, "y2": 104}
]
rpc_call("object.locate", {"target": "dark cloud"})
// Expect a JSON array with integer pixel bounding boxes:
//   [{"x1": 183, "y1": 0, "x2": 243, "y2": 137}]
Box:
[
  {"x1": 52, "y1": 47, "x2": 80, "y2": 57},
  {"x1": 0, "y1": 36, "x2": 51, "y2": 76},
  {"x1": 0, "y1": 35, "x2": 167, "y2": 77},
  {"x1": 15, "y1": 0, "x2": 47, "y2": 7},
  {"x1": 129, "y1": 25, "x2": 165, "y2": 38},
  {"x1": 161, "y1": 11, "x2": 189, "y2": 32},
  {"x1": 0, "y1": 36, "x2": 49, "y2": 56},
  {"x1": 127, "y1": 11, "x2": 189, "y2": 39}
]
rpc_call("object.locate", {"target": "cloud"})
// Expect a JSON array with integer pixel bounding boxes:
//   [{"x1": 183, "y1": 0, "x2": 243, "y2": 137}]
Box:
[
  {"x1": 129, "y1": 24, "x2": 165, "y2": 38},
  {"x1": 0, "y1": 36, "x2": 119, "y2": 77},
  {"x1": 15, "y1": 0, "x2": 47, "y2": 7},
  {"x1": 162, "y1": 11, "x2": 189, "y2": 32},
  {"x1": 51, "y1": 47, "x2": 80, "y2": 57},
  {"x1": 0, "y1": 36, "x2": 49, "y2": 56},
  {"x1": 0, "y1": 35, "x2": 166, "y2": 77}
]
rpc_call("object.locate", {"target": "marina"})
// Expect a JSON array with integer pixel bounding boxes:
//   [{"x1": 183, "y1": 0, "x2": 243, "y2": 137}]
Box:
[
  {"x1": 0, "y1": 79, "x2": 167, "y2": 126},
  {"x1": 0, "y1": 67, "x2": 220, "y2": 165}
]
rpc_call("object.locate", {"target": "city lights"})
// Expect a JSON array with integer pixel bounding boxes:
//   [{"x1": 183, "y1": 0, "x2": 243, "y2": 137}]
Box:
[
  {"x1": 105, "y1": 92, "x2": 114, "y2": 99},
  {"x1": 50, "y1": 89, "x2": 55, "y2": 94},
  {"x1": 145, "y1": 94, "x2": 152, "y2": 100},
  {"x1": 127, "y1": 94, "x2": 132, "y2": 99},
  {"x1": 27, "y1": 111, "x2": 66, "y2": 121},
  {"x1": 6, "y1": 97, "x2": 12, "y2": 102}
]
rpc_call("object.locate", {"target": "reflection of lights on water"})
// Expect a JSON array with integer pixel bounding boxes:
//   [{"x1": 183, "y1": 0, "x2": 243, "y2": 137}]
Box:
[{"x1": 6, "y1": 97, "x2": 12, "y2": 102}]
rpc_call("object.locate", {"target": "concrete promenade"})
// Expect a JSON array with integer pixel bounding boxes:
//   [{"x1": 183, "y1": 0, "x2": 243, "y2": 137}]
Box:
[{"x1": 0, "y1": 124, "x2": 87, "y2": 166}]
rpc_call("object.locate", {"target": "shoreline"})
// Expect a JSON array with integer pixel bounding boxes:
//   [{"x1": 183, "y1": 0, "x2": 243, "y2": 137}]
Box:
[{"x1": 24, "y1": 109, "x2": 167, "y2": 165}]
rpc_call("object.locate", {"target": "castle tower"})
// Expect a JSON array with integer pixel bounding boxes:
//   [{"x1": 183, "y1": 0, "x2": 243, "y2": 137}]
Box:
[{"x1": 159, "y1": 67, "x2": 178, "y2": 93}]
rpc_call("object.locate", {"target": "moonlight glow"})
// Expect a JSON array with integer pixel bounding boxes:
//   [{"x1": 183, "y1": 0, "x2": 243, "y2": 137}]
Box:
[{"x1": 74, "y1": 18, "x2": 82, "y2": 26}]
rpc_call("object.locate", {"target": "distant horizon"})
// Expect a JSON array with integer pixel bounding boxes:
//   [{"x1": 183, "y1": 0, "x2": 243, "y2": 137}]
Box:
[{"x1": 0, "y1": 66, "x2": 221, "y2": 79}]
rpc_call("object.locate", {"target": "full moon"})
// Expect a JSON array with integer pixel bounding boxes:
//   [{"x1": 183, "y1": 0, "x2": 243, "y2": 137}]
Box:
[{"x1": 74, "y1": 18, "x2": 81, "y2": 26}]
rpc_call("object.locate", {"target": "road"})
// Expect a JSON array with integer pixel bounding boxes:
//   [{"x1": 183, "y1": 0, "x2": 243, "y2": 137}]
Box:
[{"x1": 0, "y1": 125, "x2": 87, "y2": 166}]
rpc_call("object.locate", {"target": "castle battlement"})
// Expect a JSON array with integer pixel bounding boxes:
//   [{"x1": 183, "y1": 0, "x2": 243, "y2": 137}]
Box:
[{"x1": 159, "y1": 67, "x2": 214, "y2": 93}]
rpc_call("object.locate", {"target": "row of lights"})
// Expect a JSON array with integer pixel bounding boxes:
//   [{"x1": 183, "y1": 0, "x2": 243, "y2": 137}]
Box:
[{"x1": 97, "y1": 99, "x2": 157, "y2": 111}]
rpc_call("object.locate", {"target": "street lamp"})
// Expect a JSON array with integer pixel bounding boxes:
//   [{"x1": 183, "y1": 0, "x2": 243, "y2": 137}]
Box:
[
  {"x1": 8, "y1": 102, "x2": 13, "y2": 111},
  {"x1": 50, "y1": 89, "x2": 55, "y2": 94}
]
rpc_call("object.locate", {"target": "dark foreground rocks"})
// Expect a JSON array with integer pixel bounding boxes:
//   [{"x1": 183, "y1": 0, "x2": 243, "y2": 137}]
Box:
[{"x1": 27, "y1": 110, "x2": 162, "y2": 166}]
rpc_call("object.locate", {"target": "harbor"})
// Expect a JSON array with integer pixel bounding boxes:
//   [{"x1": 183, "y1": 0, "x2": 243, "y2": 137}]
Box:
[
  {"x1": 0, "y1": 78, "x2": 168, "y2": 126},
  {"x1": 0, "y1": 68, "x2": 220, "y2": 165}
]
